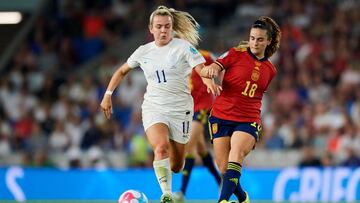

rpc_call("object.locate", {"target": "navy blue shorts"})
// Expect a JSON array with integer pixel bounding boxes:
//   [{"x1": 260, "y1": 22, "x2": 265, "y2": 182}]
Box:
[
  {"x1": 208, "y1": 115, "x2": 262, "y2": 142},
  {"x1": 193, "y1": 109, "x2": 210, "y2": 125}
]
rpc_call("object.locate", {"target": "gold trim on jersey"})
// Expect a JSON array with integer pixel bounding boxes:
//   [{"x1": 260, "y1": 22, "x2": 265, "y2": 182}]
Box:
[{"x1": 214, "y1": 61, "x2": 224, "y2": 71}]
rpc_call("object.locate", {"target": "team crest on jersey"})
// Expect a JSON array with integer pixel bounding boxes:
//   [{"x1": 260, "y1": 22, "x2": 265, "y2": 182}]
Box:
[
  {"x1": 212, "y1": 123, "x2": 218, "y2": 134},
  {"x1": 190, "y1": 46, "x2": 198, "y2": 54},
  {"x1": 251, "y1": 67, "x2": 260, "y2": 81}
]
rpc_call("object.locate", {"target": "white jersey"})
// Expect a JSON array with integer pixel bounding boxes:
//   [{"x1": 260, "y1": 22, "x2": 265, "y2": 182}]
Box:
[{"x1": 127, "y1": 38, "x2": 205, "y2": 114}]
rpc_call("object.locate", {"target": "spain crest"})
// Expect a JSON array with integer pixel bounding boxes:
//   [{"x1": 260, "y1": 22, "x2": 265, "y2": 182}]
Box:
[
  {"x1": 212, "y1": 123, "x2": 218, "y2": 134},
  {"x1": 251, "y1": 68, "x2": 260, "y2": 81}
]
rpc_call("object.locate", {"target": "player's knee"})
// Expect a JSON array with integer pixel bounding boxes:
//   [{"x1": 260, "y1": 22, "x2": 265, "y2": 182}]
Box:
[
  {"x1": 218, "y1": 164, "x2": 227, "y2": 174},
  {"x1": 236, "y1": 149, "x2": 250, "y2": 161},
  {"x1": 154, "y1": 142, "x2": 170, "y2": 157},
  {"x1": 216, "y1": 161, "x2": 227, "y2": 174}
]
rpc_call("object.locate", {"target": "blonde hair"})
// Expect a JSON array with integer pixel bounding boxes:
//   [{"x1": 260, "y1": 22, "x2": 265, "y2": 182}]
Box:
[{"x1": 149, "y1": 5, "x2": 200, "y2": 46}]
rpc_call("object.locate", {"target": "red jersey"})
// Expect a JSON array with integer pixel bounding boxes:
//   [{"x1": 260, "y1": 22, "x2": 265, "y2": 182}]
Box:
[
  {"x1": 191, "y1": 50, "x2": 214, "y2": 112},
  {"x1": 212, "y1": 47, "x2": 277, "y2": 124}
]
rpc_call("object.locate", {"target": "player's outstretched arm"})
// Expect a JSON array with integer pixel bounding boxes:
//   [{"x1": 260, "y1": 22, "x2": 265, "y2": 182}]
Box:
[{"x1": 100, "y1": 63, "x2": 131, "y2": 119}]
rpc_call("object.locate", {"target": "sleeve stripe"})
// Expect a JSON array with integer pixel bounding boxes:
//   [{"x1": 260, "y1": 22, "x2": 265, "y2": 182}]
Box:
[{"x1": 215, "y1": 61, "x2": 225, "y2": 71}]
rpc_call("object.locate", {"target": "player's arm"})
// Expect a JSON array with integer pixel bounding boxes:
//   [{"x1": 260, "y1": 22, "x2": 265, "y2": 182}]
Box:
[
  {"x1": 100, "y1": 63, "x2": 132, "y2": 119},
  {"x1": 217, "y1": 69, "x2": 225, "y2": 85},
  {"x1": 194, "y1": 63, "x2": 222, "y2": 96}
]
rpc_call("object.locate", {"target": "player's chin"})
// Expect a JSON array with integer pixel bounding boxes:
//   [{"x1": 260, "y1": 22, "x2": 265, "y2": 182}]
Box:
[{"x1": 159, "y1": 37, "x2": 171, "y2": 44}]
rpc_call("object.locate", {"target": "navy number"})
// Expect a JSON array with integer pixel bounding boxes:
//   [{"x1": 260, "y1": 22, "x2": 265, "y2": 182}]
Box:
[
  {"x1": 182, "y1": 121, "x2": 190, "y2": 134},
  {"x1": 156, "y1": 70, "x2": 167, "y2": 83}
]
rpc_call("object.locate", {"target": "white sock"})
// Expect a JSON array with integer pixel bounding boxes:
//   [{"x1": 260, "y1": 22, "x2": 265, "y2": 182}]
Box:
[{"x1": 153, "y1": 158, "x2": 172, "y2": 194}]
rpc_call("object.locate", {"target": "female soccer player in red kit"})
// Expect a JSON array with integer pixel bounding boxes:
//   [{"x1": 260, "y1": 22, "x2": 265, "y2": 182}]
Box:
[{"x1": 200, "y1": 16, "x2": 281, "y2": 203}]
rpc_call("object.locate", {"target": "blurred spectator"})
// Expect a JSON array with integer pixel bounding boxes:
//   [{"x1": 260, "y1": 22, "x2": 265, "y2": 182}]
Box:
[
  {"x1": 298, "y1": 146, "x2": 322, "y2": 167},
  {"x1": 14, "y1": 111, "x2": 34, "y2": 150},
  {"x1": 27, "y1": 122, "x2": 48, "y2": 153},
  {"x1": 80, "y1": 117, "x2": 102, "y2": 150},
  {"x1": 0, "y1": 133, "x2": 11, "y2": 158},
  {"x1": 49, "y1": 120, "x2": 70, "y2": 152},
  {"x1": 128, "y1": 134, "x2": 151, "y2": 167},
  {"x1": 33, "y1": 149, "x2": 54, "y2": 167},
  {"x1": 67, "y1": 146, "x2": 83, "y2": 168},
  {"x1": 341, "y1": 147, "x2": 360, "y2": 167},
  {"x1": 87, "y1": 146, "x2": 109, "y2": 169},
  {"x1": 320, "y1": 151, "x2": 334, "y2": 167}
]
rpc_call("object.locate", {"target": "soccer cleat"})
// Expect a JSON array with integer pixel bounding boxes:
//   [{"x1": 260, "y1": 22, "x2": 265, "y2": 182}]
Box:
[
  {"x1": 160, "y1": 192, "x2": 174, "y2": 203},
  {"x1": 242, "y1": 192, "x2": 250, "y2": 203},
  {"x1": 173, "y1": 191, "x2": 185, "y2": 203}
]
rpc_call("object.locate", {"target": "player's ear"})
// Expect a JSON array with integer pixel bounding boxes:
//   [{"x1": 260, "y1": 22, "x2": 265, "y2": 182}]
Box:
[
  {"x1": 149, "y1": 24, "x2": 153, "y2": 34},
  {"x1": 267, "y1": 38, "x2": 271, "y2": 46}
]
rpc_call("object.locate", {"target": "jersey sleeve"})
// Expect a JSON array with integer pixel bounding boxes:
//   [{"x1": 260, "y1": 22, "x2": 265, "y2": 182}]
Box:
[
  {"x1": 215, "y1": 48, "x2": 236, "y2": 70},
  {"x1": 126, "y1": 46, "x2": 143, "y2": 69},
  {"x1": 184, "y1": 43, "x2": 206, "y2": 68}
]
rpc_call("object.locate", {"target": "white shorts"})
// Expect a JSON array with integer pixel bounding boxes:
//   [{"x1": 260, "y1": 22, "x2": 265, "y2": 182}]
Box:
[{"x1": 142, "y1": 110, "x2": 193, "y2": 144}]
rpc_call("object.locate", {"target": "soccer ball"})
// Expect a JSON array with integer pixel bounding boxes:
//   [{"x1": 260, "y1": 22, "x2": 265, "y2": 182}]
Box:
[{"x1": 118, "y1": 189, "x2": 148, "y2": 203}]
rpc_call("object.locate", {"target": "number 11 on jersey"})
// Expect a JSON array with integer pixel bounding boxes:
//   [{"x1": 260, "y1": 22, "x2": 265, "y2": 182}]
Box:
[{"x1": 156, "y1": 70, "x2": 167, "y2": 83}]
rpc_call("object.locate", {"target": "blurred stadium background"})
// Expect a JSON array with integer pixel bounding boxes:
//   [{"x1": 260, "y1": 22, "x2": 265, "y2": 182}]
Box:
[{"x1": 0, "y1": 0, "x2": 359, "y2": 202}]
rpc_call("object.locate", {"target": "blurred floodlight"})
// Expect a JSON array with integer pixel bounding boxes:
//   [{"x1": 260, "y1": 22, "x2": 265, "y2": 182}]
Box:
[{"x1": 0, "y1": 12, "x2": 22, "y2": 24}]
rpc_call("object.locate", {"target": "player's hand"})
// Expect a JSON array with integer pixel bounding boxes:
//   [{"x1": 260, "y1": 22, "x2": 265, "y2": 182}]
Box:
[
  {"x1": 200, "y1": 65, "x2": 220, "y2": 78},
  {"x1": 100, "y1": 95, "x2": 113, "y2": 119},
  {"x1": 203, "y1": 78, "x2": 222, "y2": 96}
]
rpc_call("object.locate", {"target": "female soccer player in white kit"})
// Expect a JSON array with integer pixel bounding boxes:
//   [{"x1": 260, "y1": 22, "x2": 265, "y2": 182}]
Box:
[{"x1": 100, "y1": 5, "x2": 220, "y2": 203}]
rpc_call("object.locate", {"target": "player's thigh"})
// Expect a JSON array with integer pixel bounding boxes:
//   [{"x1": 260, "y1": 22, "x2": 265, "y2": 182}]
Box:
[
  {"x1": 142, "y1": 111, "x2": 170, "y2": 148},
  {"x1": 229, "y1": 131, "x2": 256, "y2": 163},
  {"x1": 213, "y1": 136, "x2": 231, "y2": 174},
  {"x1": 145, "y1": 123, "x2": 170, "y2": 149}
]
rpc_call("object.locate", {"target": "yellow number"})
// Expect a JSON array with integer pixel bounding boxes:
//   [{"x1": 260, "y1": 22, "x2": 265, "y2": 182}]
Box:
[
  {"x1": 242, "y1": 81, "x2": 250, "y2": 96},
  {"x1": 249, "y1": 83, "x2": 257, "y2": 97},
  {"x1": 241, "y1": 80, "x2": 258, "y2": 97}
]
